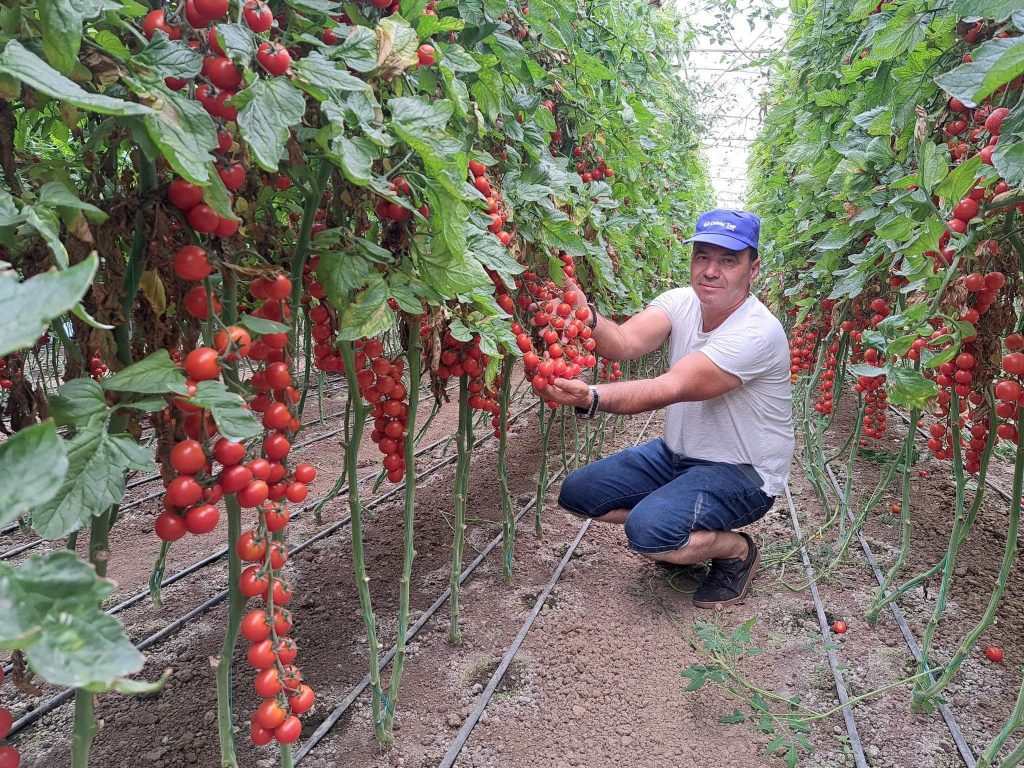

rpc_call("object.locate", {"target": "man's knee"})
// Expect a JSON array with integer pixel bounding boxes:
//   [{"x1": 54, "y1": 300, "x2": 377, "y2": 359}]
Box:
[
  {"x1": 624, "y1": 505, "x2": 690, "y2": 554},
  {"x1": 557, "y1": 467, "x2": 590, "y2": 516}
]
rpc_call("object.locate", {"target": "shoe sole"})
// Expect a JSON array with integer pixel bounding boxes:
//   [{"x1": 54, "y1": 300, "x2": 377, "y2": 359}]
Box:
[{"x1": 692, "y1": 544, "x2": 760, "y2": 610}]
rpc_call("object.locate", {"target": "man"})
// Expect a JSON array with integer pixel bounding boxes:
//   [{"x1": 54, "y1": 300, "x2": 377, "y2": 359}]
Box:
[{"x1": 540, "y1": 209, "x2": 794, "y2": 608}]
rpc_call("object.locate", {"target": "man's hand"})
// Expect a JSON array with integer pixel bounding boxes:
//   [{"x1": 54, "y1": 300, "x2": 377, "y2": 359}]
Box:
[{"x1": 539, "y1": 377, "x2": 592, "y2": 408}]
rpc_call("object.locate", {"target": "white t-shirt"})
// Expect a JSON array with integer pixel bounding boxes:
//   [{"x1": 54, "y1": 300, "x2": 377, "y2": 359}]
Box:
[{"x1": 648, "y1": 288, "x2": 794, "y2": 497}]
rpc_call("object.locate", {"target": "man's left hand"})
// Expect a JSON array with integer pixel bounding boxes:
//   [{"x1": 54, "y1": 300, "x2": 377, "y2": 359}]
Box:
[{"x1": 540, "y1": 377, "x2": 592, "y2": 408}]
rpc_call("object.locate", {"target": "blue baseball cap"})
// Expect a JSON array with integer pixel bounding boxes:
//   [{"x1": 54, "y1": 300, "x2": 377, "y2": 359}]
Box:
[{"x1": 685, "y1": 209, "x2": 760, "y2": 252}]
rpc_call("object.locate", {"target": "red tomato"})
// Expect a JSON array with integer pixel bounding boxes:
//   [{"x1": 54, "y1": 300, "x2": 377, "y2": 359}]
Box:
[
  {"x1": 293, "y1": 463, "x2": 316, "y2": 483},
  {"x1": 237, "y1": 480, "x2": 270, "y2": 508},
  {"x1": 288, "y1": 684, "x2": 315, "y2": 714},
  {"x1": 173, "y1": 245, "x2": 212, "y2": 281},
  {"x1": 185, "y1": 347, "x2": 221, "y2": 381},
  {"x1": 269, "y1": 541, "x2": 288, "y2": 569},
  {"x1": 243, "y1": 0, "x2": 274, "y2": 32},
  {"x1": 241, "y1": 609, "x2": 271, "y2": 642},
  {"x1": 236, "y1": 530, "x2": 267, "y2": 562},
  {"x1": 240, "y1": 566, "x2": 271, "y2": 598},
  {"x1": 168, "y1": 178, "x2": 203, "y2": 210},
  {"x1": 986, "y1": 646, "x2": 1004, "y2": 663},
  {"x1": 264, "y1": 433, "x2": 291, "y2": 461},
  {"x1": 285, "y1": 482, "x2": 308, "y2": 503},
  {"x1": 220, "y1": 464, "x2": 253, "y2": 493},
  {"x1": 194, "y1": 0, "x2": 228, "y2": 19},
  {"x1": 143, "y1": 9, "x2": 181, "y2": 39},
  {"x1": 214, "y1": 438, "x2": 246, "y2": 466},
  {"x1": 254, "y1": 667, "x2": 283, "y2": 697},
  {"x1": 832, "y1": 620, "x2": 848, "y2": 634},
  {"x1": 1004, "y1": 353, "x2": 1024, "y2": 376},
  {"x1": 263, "y1": 402, "x2": 293, "y2": 431},
  {"x1": 155, "y1": 511, "x2": 188, "y2": 542},
  {"x1": 417, "y1": 44, "x2": 436, "y2": 66},
  {"x1": 184, "y1": 503, "x2": 219, "y2": 534},
  {"x1": 254, "y1": 698, "x2": 287, "y2": 730},
  {"x1": 170, "y1": 439, "x2": 206, "y2": 475},
  {"x1": 0, "y1": 746, "x2": 19, "y2": 768},
  {"x1": 167, "y1": 475, "x2": 203, "y2": 507},
  {"x1": 188, "y1": 204, "x2": 220, "y2": 234},
  {"x1": 264, "y1": 505, "x2": 290, "y2": 532},
  {"x1": 266, "y1": 274, "x2": 293, "y2": 301},
  {"x1": 183, "y1": 285, "x2": 221, "y2": 320},
  {"x1": 257, "y1": 41, "x2": 291, "y2": 76},
  {"x1": 251, "y1": 723, "x2": 274, "y2": 747},
  {"x1": 277, "y1": 637, "x2": 298, "y2": 664},
  {"x1": 213, "y1": 326, "x2": 252, "y2": 360},
  {"x1": 248, "y1": 458, "x2": 271, "y2": 481},
  {"x1": 274, "y1": 716, "x2": 302, "y2": 744}
]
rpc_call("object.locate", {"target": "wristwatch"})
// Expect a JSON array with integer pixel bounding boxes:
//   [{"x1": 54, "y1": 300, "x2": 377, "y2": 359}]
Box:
[
  {"x1": 574, "y1": 385, "x2": 600, "y2": 420},
  {"x1": 586, "y1": 302, "x2": 598, "y2": 330}
]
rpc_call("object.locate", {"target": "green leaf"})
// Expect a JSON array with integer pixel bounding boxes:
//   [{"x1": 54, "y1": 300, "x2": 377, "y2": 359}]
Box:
[
  {"x1": 102, "y1": 349, "x2": 188, "y2": 395},
  {"x1": 328, "y1": 135, "x2": 376, "y2": 185},
  {"x1": 293, "y1": 51, "x2": 371, "y2": 101},
  {"x1": 187, "y1": 381, "x2": 262, "y2": 442},
  {"x1": 934, "y1": 155, "x2": 983, "y2": 202},
  {"x1": 951, "y1": 0, "x2": 1024, "y2": 22},
  {"x1": 25, "y1": 206, "x2": 69, "y2": 267},
  {"x1": 440, "y1": 44, "x2": 480, "y2": 73},
  {"x1": 0, "y1": 422, "x2": 69, "y2": 527},
  {"x1": 0, "y1": 551, "x2": 146, "y2": 688},
  {"x1": 993, "y1": 140, "x2": 1024, "y2": 185},
  {"x1": 0, "y1": 41, "x2": 152, "y2": 116},
  {"x1": 33, "y1": 423, "x2": 154, "y2": 540},
  {"x1": 211, "y1": 23, "x2": 257, "y2": 59},
  {"x1": 38, "y1": 0, "x2": 107, "y2": 75},
  {"x1": 319, "y1": 250, "x2": 371, "y2": 304},
  {"x1": 334, "y1": 25, "x2": 379, "y2": 73},
  {"x1": 0, "y1": 254, "x2": 97, "y2": 357},
  {"x1": 239, "y1": 315, "x2": 291, "y2": 335},
  {"x1": 888, "y1": 366, "x2": 938, "y2": 409},
  {"x1": 145, "y1": 88, "x2": 217, "y2": 185},
  {"x1": 38, "y1": 182, "x2": 108, "y2": 222},
  {"x1": 681, "y1": 665, "x2": 709, "y2": 691},
  {"x1": 200, "y1": 162, "x2": 240, "y2": 221},
  {"x1": 390, "y1": 96, "x2": 453, "y2": 130},
  {"x1": 918, "y1": 141, "x2": 948, "y2": 193},
  {"x1": 935, "y1": 37, "x2": 1024, "y2": 107},
  {"x1": 134, "y1": 31, "x2": 204, "y2": 82},
  {"x1": 469, "y1": 230, "x2": 524, "y2": 290},
  {"x1": 49, "y1": 378, "x2": 109, "y2": 428},
  {"x1": 234, "y1": 77, "x2": 307, "y2": 172},
  {"x1": 337, "y1": 274, "x2": 395, "y2": 339},
  {"x1": 376, "y1": 15, "x2": 420, "y2": 79},
  {"x1": 721, "y1": 709, "x2": 747, "y2": 725}
]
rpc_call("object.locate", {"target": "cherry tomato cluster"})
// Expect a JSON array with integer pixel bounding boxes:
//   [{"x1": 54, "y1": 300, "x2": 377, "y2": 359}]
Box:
[
  {"x1": 994, "y1": 336, "x2": 1024, "y2": 447},
  {"x1": 812, "y1": 340, "x2": 841, "y2": 416},
  {"x1": 513, "y1": 253, "x2": 597, "y2": 400},
  {"x1": 788, "y1": 323, "x2": 819, "y2": 383},
  {"x1": 0, "y1": 668, "x2": 18, "y2": 768},
  {"x1": 0, "y1": 357, "x2": 10, "y2": 391},
  {"x1": 374, "y1": 176, "x2": 429, "y2": 224},
  {"x1": 470, "y1": 162, "x2": 515, "y2": 248},
  {"x1": 944, "y1": 99, "x2": 1011, "y2": 166},
  {"x1": 167, "y1": 177, "x2": 238, "y2": 239},
  {"x1": 238, "y1": 499, "x2": 314, "y2": 747},
  {"x1": 88, "y1": 350, "x2": 109, "y2": 382},
  {"x1": 571, "y1": 144, "x2": 615, "y2": 184},
  {"x1": 355, "y1": 338, "x2": 413, "y2": 483},
  {"x1": 427, "y1": 329, "x2": 504, "y2": 437},
  {"x1": 598, "y1": 357, "x2": 621, "y2": 383}
]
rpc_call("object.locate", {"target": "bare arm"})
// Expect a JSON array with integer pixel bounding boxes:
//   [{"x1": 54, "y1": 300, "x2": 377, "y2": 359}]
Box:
[
  {"x1": 540, "y1": 351, "x2": 742, "y2": 414},
  {"x1": 589, "y1": 305, "x2": 672, "y2": 362}
]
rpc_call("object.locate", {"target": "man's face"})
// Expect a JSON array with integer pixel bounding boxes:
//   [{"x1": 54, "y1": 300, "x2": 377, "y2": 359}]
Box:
[{"x1": 690, "y1": 242, "x2": 759, "y2": 311}]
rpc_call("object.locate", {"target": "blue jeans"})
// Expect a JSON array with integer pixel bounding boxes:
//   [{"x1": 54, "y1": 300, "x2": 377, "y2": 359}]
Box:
[{"x1": 558, "y1": 438, "x2": 775, "y2": 554}]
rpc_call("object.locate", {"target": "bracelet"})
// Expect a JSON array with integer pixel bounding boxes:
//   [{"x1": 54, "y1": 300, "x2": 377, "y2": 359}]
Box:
[
  {"x1": 586, "y1": 302, "x2": 598, "y2": 330},
  {"x1": 574, "y1": 385, "x2": 600, "y2": 420}
]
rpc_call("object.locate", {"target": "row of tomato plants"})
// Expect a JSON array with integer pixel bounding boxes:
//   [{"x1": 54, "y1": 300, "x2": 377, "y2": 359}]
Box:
[
  {"x1": 0, "y1": 0, "x2": 711, "y2": 765},
  {"x1": 751, "y1": 0, "x2": 1024, "y2": 764}
]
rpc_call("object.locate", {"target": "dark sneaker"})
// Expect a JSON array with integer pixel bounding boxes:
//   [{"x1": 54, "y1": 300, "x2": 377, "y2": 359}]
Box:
[{"x1": 692, "y1": 532, "x2": 760, "y2": 609}]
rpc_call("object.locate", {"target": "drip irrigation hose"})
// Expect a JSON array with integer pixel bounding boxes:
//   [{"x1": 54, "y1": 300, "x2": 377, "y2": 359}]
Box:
[
  {"x1": 783, "y1": 485, "x2": 869, "y2": 768},
  {"x1": 293, "y1": 465, "x2": 571, "y2": 764},
  {"x1": 6, "y1": 398, "x2": 539, "y2": 740},
  {"x1": 819, "y1": 464, "x2": 977, "y2": 768},
  {"x1": 436, "y1": 410, "x2": 657, "y2": 768},
  {"x1": 0, "y1": 380, "x2": 436, "y2": 563}
]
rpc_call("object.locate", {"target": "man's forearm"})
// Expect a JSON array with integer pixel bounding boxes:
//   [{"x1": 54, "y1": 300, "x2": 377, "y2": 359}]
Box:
[
  {"x1": 590, "y1": 314, "x2": 639, "y2": 361},
  {"x1": 592, "y1": 375, "x2": 678, "y2": 415}
]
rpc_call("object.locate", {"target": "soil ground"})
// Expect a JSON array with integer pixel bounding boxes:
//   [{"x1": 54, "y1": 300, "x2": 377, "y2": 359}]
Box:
[{"x1": 6, "y1": 377, "x2": 1024, "y2": 768}]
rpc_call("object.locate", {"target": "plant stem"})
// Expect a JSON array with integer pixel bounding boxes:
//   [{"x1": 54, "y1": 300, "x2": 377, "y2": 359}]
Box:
[
  {"x1": 498, "y1": 358, "x2": 515, "y2": 584},
  {"x1": 382, "y1": 316, "x2": 421, "y2": 740},
  {"x1": 450, "y1": 375, "x2": 472, "y2": 646},
  {"x1": 535, "y1": 402, "x2": 555, "y2": 536},
  {"x1": 338, "y1": 339, "x2": 386, "y2": 741},
  {"x1": 215, "y1": 496, "x2": 243, "y2": 768}
]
